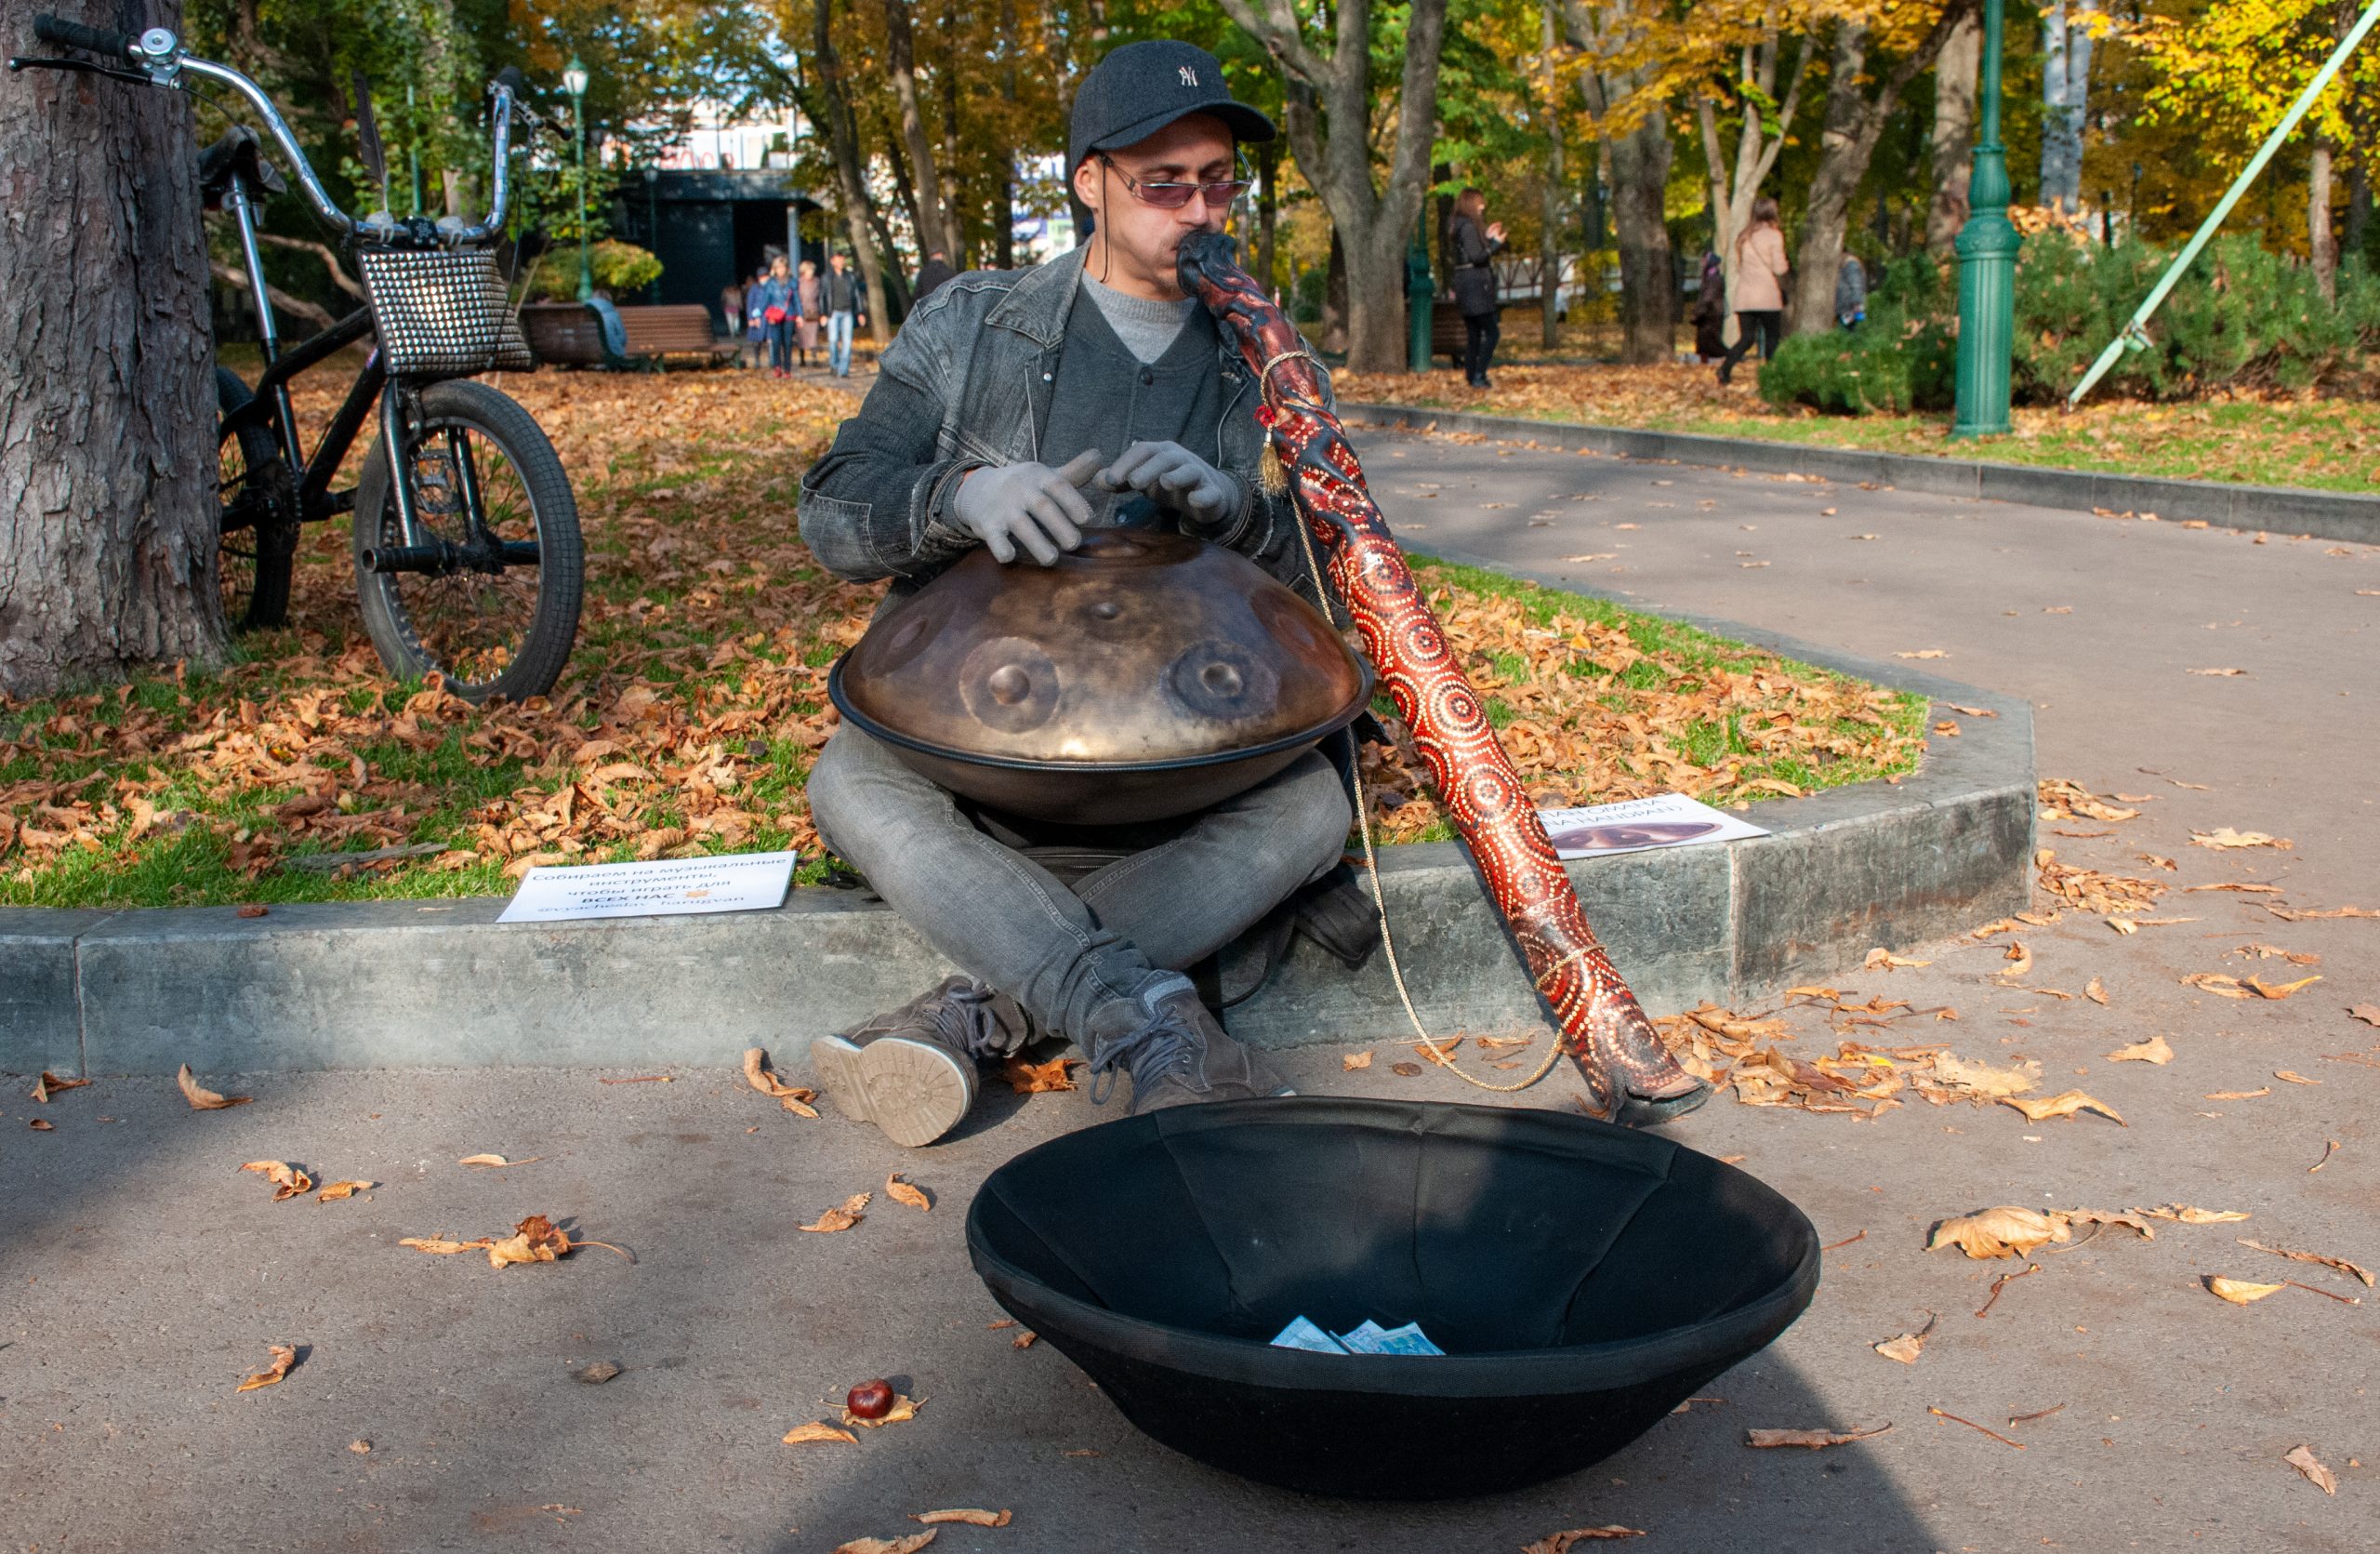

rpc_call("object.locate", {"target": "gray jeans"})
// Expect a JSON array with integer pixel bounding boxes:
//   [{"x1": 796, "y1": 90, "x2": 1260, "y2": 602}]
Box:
[{"x1": 806, "y1": 723, "x2": 1352, "y2": 1044}]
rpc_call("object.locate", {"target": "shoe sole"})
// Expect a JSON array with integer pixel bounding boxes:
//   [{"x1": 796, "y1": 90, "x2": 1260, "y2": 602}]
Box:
[{"x1": 811, "y1": 1035, "x2": 976, "y2": 1149}]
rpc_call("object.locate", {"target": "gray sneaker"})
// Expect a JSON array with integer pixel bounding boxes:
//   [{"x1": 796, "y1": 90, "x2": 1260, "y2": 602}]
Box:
[
  {"x1": 811, "y1": 976, "x2": 1032, "y2": 1148},
  {"x1": 1086, "y1": 983, "x2": 1294, "y2": 1115}
]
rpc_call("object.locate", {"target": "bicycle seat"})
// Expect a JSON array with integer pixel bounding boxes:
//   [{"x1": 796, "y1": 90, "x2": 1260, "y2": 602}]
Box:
[{"x1": 196, "y1": 126, "x2": 287, "y2": 208}]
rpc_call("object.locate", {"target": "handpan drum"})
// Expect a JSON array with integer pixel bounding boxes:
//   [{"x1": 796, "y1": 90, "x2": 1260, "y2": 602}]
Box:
[{"x1": 827, "y1": 529, "x2": 1371, "y2": 826}]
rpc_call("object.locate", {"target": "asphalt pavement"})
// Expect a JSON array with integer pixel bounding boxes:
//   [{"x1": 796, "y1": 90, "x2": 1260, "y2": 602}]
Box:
[{"x1": 4, "y1": 428, "x2": 2376, "y2": 1553}]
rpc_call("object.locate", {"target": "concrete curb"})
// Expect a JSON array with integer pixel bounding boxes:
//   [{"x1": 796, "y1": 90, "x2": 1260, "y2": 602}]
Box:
[
  {"x1": 1, "y1": 618, "x2": 2030, "y2": 1077},
  {"x1": 1340, "y1": 402, "x2": 2380, "y2": 547}
]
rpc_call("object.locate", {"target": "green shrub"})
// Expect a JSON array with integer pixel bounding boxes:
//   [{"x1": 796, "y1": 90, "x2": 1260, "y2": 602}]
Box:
[
  {"x1": 524, "y1": 239, "x2": 664, "y2": 302},
  {"x1": 1759, "y1": 259, "x2": 1956, "y2": 414}
]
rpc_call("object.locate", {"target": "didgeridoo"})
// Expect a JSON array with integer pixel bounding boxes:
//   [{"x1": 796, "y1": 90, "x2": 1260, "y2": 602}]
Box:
[{"x1": 1176, "y1": 232, "x2": 1709, "y2": 1125}]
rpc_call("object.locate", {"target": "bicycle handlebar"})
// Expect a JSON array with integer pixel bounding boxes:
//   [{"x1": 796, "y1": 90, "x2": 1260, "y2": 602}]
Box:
[{"x1": 31, "y1": 14, "x2": 133, "y2": 60}]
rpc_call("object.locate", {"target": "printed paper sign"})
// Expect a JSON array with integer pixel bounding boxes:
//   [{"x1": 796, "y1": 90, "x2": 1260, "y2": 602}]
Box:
[
  {"x1": 1535, "y1": 791, "x2": 1769, "y2": 861},
  {"x1": 496, "y1": 850, "x2": 798, "y2": 923}
]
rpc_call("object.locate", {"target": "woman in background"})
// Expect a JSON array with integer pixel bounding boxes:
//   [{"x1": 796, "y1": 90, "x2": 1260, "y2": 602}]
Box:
[
  {"x1": 1448, "y1": 187, "x2": 1506, "y2": 390},
  {"x1": 1717, "y1": 196, "x2": 1790, "y2": 386},
  {"x1": 795, "y1": 259, "x2": 824, "y2": 369}
]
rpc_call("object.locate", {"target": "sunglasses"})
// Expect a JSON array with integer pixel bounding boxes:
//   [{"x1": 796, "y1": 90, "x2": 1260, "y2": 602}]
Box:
[{"x1": 1098, "y1": 153, "x2": 1251, "y2": 210}]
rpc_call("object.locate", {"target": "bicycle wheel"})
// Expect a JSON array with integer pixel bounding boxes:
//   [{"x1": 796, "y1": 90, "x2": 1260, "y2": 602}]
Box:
[
  {"x1": 214, "y1": 365, "x2": 298, "y2": 631},
  {"x1": 351, "y1": 379, "x2": 584, "y2": 704}
]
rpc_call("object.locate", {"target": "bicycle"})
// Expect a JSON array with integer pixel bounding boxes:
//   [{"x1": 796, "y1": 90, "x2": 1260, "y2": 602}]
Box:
[{"x1": 9, "y1": 16, "x2": 584, "y2": 704}]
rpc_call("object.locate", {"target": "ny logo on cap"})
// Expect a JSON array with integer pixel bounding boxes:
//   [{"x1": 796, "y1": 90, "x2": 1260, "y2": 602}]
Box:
[{"x1": 1178, "y1": 64, "x2": 1198, "y2": 86}]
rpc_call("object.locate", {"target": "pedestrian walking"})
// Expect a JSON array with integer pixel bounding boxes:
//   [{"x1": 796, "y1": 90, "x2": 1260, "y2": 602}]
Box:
[
  {"x1": 796, "y1": 259, "x2": 823, "y2": 367},
  {"x1": 824, "y1": 251, "x2": 866, "y2": 378},
  {"x1": 1717, "y1": 196, "x2": 1789, "y2": 386},
  {"x1": 1448, "y1": 187, "x2": 1506, "y2": 389},
  {"x1": 742, "y1": 265, "x2": 772, "y2": 370},
  {"x1": 1835, "y1": 251, "x2": 1868, "y2": 330},
  {"x1": 720, "y1": 274, "x2": 746, "y2": 355},
  {"x1": 913, "y1": 247, "x2": 957, "y2": 305},
  {"x1": 758, "y1": 255, "x2": 797, "y2": 378}
]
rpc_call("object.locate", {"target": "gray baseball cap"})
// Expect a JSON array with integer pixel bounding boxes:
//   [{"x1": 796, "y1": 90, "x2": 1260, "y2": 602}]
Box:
[{"x1": 1068, "y1": 40, "x2": 1276, "y2": 172}]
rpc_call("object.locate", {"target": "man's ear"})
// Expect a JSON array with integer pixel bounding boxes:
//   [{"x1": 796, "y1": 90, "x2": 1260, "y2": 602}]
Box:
[{"x1": 1070, "y1": 156, "x2": 1104, "y2": 217}]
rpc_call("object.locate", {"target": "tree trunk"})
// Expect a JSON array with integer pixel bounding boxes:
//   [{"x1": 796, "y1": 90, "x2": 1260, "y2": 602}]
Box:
[
  {"x1": 1696, "y1": 36, "x2": 1811, "y2": 339},
  {"x1": 2346, "y1": 159, "x2": 2371, "y2": 266},
  {"x1": 2040, "y1": 0, "x2": 2095, "y2": 214},
  {"x1": 1, "y1": 0, "x2": 227, "y2": 697},
  {"x1": 1927, "y1": 7, "x2": 1979, "y2": 256},
  {"x1": 938, "y1": 0, "x2": 968, "y2": 265},
  {"x1": 813, "y1": 0, "x2": 894, "y2": 344},
  {"x1": 1220, "y1": 0, "x2": 1450, "y2": 373},
  {"x1": 1539, "y1": 0, "x2": 1566, "y2": 350},
  {"x1": 1257, "y1": 137, "x2": 1279, "y2": 301},
  {"x1": 880, "y1": 0, "x2": 955, "y2": 259},
  {"x1": 1606, "y1": 114, "x2": 1675, "y2": 363},
  {"x1": 1788, "y1": 3, "x2": 1974, "y2": 336},
  {"x1": 1323, "y1": 227, "x2": 1349, "y2": 354},
  {"x1": 2311, "y1": 139, "x2": 2337, "y2": 303}
]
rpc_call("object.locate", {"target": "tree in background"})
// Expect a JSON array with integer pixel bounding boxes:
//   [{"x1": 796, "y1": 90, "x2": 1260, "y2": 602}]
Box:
[
  {"x1": 2040, "y1": 0, "x2": 2107, "y2": 213},
  {"x1": 1556, "y1": 0, "x2": 1681, "y2": 362}
]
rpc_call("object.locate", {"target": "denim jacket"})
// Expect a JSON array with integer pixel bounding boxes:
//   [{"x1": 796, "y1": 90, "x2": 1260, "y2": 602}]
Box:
[{"x1": 798, "y1": 244, "x2": 1332, "y2": 609}]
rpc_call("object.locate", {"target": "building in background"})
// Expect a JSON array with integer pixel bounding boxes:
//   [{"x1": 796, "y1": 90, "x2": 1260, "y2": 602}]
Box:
[{"x1": 610, "y1": 100, "x2": 826, "y2": 330}]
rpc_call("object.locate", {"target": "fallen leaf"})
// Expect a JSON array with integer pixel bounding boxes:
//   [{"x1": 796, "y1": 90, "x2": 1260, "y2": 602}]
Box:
[
  {"x1": 1390, "y1": 1061, "x2": 1424, "y2": 1076},
  {"x1": 2206, "y1": 1276, "x2": 2287, "y2": 1304},
  {"x1": 2187, "y1": 667, "x2": 2247, "y2": 676},
  {"x1": 2185, "y1": 882, "x2": 2281, "y2": 894},
  {"x1": 240, "y1": 1160, "x2": 314, "y2": 1201},
  {"x1": 2106, "y1": 1037, "x2": 2174, "y2": 1065},
  {"x1": 1999, "y1": 941, "x2": 2033, "y2": 977},
  {"x1": 2001, "y1": 1090, "x2": 2125, "y2": 1125},
  {"x1": 2268, "y1": 904, "x2": 2378, "y2": 921},
  {"x1": 2286, "y1": 1445, "x2": 2338, "y2": 1495},
  {"x1": 27, "y1": 1119, "x2": 53, "y2": 1131},
  {"x1": 1342, "y1": 1050, "x2": 1374, "y2": 1070},
  {"x1": 458, "y1": 1153, "x2": 541, "y2": 1168},
  {"x1": 2182, "y1": 974, "x2": 2254, "y2": 1000},
  {"x1": 486, "y1": 1214, "x2": 572, "y2": 1268},
  {"x1": 2245, "y1": 975, "x2": 2320, "y2": 1000},
  {"x1": 177, "y1": 1065, "x2": 252, "y2": 1109},
  {"x1": 800, "y1": 1192, "x2": 870, "y2": 1233},
  {"x1": 1521, "y1": 1530, "x2": 1648, "y2": 1551},
  {"x1": 1895, "y1": 649, "x2": 1950, "y2": 659},
  {"x1": 1929, "y1": 1206, "x2": 2071, "y2": 1259},
  {"x1": 235, "y1": 903, "x2": 270, "y2": 918},
  {"x1": 1001, "y1": 1055, "x2": 1080, "y2": 1094},
  {"x1": 1745, "y1": 1424, "x2": 1892, "y2": 1448},
  {"x1": 2107, "y1": 917, "x2": 2138, "y2": 936},
  {"x1": 830, "y1": 1534, "x2": 936, "y2": 1554},
  {"x1": 399, "y1": 1234, "x2": 495, "y2": 1255},
  {"x1": 912, "y1": 1509, "x2": 1012, "y2": 1527},
  {"x1": 2239, "y1": 1239, "x2": 2375, "y2": 1287},
  {"x1": 2351, "y1": 1005, "x2": 2380, "y2": 1028},
  {"x1": 885, "y1": 1173, "x2": 932, "y2": 1213},
  {"x1": 29, "y1": 1071, "x2": 91, "y2": 1103},
  {"x1": 1873, "y1": 1312, "x2": 1937, "y2": 1364},
  {"x1": 842, "y1": 1392, "x2": 924, "y2": 1428},
  {"x1": 2204, "y1": 1087, "x2": 2271, "y2": 1100},
  {"x1": 314, "y1": 1180, "x2": 373, "y2": 1202},
  {"x1": 1864, "y1": 948, "x2": 1931, "y2": 970},
  {"x1": 1930, "y1": 1054, "x2": 2043, "y2": 1098},
  {"x1": 782, "y1": 1421, "x2": 858, "y2": 1446},
  {"x1": 237, "y1": 1344, "x2": 298, "y2": 1392},
  {"x1": 2190, "y1": 828, "x2": 2291, "y2": 850},
  {"x1": 575, "y1": 1361, "x2": 622, "y2": 1384},
  {"x1": 1012, "y1": 1330, "x2": 1038, "y2": 1349},
  {"x1": 2135, "y1": 1203, "x2": 2250, "y2": 1224},
  {"x1": 2085, "y1": 978, "x2": 2109, "y2": 1005},
  {"x1": 742, "y1": 1046, "x2": 820, "y2": 1117},
  {"x1": 2311, "y1": 1139, "x2": 2341, "y2": 1173},
  {"x1": 350, "y1": 1440, "x2": 372, "y2": 1454}
]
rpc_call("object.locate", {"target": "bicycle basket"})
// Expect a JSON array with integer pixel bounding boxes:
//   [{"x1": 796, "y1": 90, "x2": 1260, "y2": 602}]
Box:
[{"x1": 356, "y1": 246, "x2": 535, "y2": 379}]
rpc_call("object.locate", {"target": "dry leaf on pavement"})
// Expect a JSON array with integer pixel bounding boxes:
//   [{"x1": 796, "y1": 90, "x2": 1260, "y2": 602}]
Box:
[
  {"x1": 742, "y1": 1046, "x2": 820, "y2": 1117},
  {"x1": 886, "y1": 1173, "x2": 932, "y2": 1213},
  {"x1": 1391, "y1": 1061, "x2": 1425, "y2": 1076},
  {"x1": 1863, "y1": 949, "x2": 1930, "y2": 970},
  {"x1": 2285, "y1": 1445, "x2": 2339, "y2": 1494},
  {"x1": 2181, "y1": 973, "x2": 2253, "y2": 999},
  {"x1": 2106, "y1": 1037, "x2": 2174, "y2": 1065},
  {"x1": 399, "y1": 1234, "x2": 495, "y2": 1255},
  {"x1": 1011, "y1": 1330, "x2": 1038, "y2": 1349},
  {"x1": 1928, "y1": 1207, "x2": 2072, "y2": 1259},
  {"x1": 2238, "y1": 1240, "x2": 2376, "y2": 1287},
  {"x1": 2135, "y1": 1204, "x2": 2250, "y2": 1224},
  {"x1": 2085, "y1": 978, "x2": 2109, "y2": 1005},
  {"x1": 1521, "y1": 1526, "x2": 1653, "y2": 1554},
  {"x1": 912, "y1": 1509, "x2": 1012, "y2": 1527},
  {"x1": 1745, "y1": 1424, "x2": 1891, "y2": 1448},
  {"x1": 458, "y1": 1153, "x2": 541, "y2": 1168},
  {"x1": 315, "y1": 1180, "x2": 373, "y2": 1202},
  {"x1": 1999, "y1": 941, "x2": 2033, "y2": 978},
  {"x1": 29, "y1": 1072, "x2": 90, "y2": 1103},
  {"x1": 782, "y1": 1420, "x2": 858, "y2": 1446},
  {"x1": 486, "y1": 1214, "x2": 572, "y2": 1268},
  {"x1": 1343, "y1": 1050, "x2": 1374, "y2": 1070},
  {"x1": 178, "y1": 1065, "x2": 252, "y2": 1109},
  {"x1": 1873, "y1": 1312, "x2": 1937, "y2": 1364},
  {"x1": 2205, "y1": 1276, "x2": 2287, "y2": 1304},
  {"x1": 27, "y1": 1119, "x2": 52, "y2": 1130},
  {"x1": 2205, "y1": 1088, "x2": 2271, "y2": 1101},
  {"x1": 2001, "y1": 1090, "x2": 2125, "y2": 1125},
  {"x1": 2353, "y1": 1005, "x2": 2380, "y2": 1028},
  {"x1": 2244, "y1": 975, "x2": 2320, "y2": 1000},
  {"x1": 2275, "y1": 1070, "x2": 2320, "y2": 1085},
  {"x1": 2065, "y1": 1208, "x2": 2157, "y2": 1240},
  {"x1": 241, "y1": 1160, "x2": 314, "y2": 1201},
  {"x1": 237, "y1": 1344, "x2": 298, "y2": 1392},
  {"x1": 800, "y1": 1192, "x2": 870, "y2": 1234},
  {"x1": 841, "y1": 1393, "x2": 924, "y2": 1428},
  {"x1": 831, "y1": 1534, "x2": 936, "y2": 1554},
  {"x1": 1001, "y1": 1055, "x2": 1080, "y2": 1094},
  {"x1": 2190, "y1": 829, "x2": 2290, "y2": 850}
]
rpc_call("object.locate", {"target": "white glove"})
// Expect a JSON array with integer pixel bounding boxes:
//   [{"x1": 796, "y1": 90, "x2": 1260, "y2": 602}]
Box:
[
  {"x1": 1097, "y1": 441, "x2": 1244, "y2": 531},
  {"x1": 951, "y1": 450, "x2": 1102, "y2": 565}
]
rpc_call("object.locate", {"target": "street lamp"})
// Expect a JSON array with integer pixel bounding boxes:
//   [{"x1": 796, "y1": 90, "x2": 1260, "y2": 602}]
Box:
[
  {"x1": 562, "y1": 54, "x2": 593, "y2": 303},
  {"x1": 1950, "y1": 0, "x2": 2018, "y2": 438}
]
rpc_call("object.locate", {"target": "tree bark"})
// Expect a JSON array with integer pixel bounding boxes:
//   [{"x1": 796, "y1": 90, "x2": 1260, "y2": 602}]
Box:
[
  {"x1": 1696, "y1": 35, "x2": 1812, "y2": 331},
  {"x1": 2311, "y1": 139, "x2": 2337, "y2": 303},
  {"x1": 1539, "y1": 0, "x2": 1566, "y2": 350},
  {"x1": 880, "y1": 0, "x2": 956, "y2": 260},
  {"x1": 1788, "y1": 2, "x2": 1975, "y2": 336},
  {"x1": 1220, "y1": 0, "x2": 1450, "y2": 373},
  {"x1": 812, "y1": 0, "x2": 894, "y2": 345},
  {"x1": 1257, "y1": 136, "x2": 1280, "y2": 302},
  {"x1": 2346, "y1": 159, "x2": 2372, "y2": 266},
  {"x1": 1927, "y1": 8, "x2": 1979, "y2": 256},
  {"x1": 1558, "y1": 0, "x2": 1676, "y2": 363},
  {"x1": 2040, "y1": 0, "x2": 2096, "y2": 214},
  {"x1": 1, "y1": 0, "x2": 228, "y2": 697}
]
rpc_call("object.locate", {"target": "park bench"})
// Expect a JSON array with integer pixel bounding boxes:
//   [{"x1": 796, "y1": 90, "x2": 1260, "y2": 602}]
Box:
[
  {"x1": 519, "y1": 301, "x2": 737, "y2": 369},
  {"x1": 1430, "y1": 298, "x2": 1546, "y2": 369}
]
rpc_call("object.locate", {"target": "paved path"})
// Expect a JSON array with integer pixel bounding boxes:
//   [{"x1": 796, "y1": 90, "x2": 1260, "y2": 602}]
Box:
[{"x1": 4, "y1": 429, "x2": 2376, "y2": 1552}]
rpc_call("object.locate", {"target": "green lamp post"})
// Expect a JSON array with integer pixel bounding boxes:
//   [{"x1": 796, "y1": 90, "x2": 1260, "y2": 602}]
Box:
[
  {"x1": 1950, "y1": 0, "x2": 2018, "y2": 438},
  {"x1": 562, "y1": 54, "x2": 593, "y2": 303},
  {"x1": 1407, "y1": 204, "x2": 1435, "y2": 373}
]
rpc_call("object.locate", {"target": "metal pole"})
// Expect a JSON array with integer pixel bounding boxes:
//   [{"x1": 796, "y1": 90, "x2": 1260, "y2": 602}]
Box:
[
  {"x1": 1951, "y1": 0, "x2": 2018, "y2": 438},
  {"x1": 2066, "y1": 0, "x2": 2380, "y2": 408},
  {"x1": 1408, "y1": 202, "x2": 1435, "y2": 373}
]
